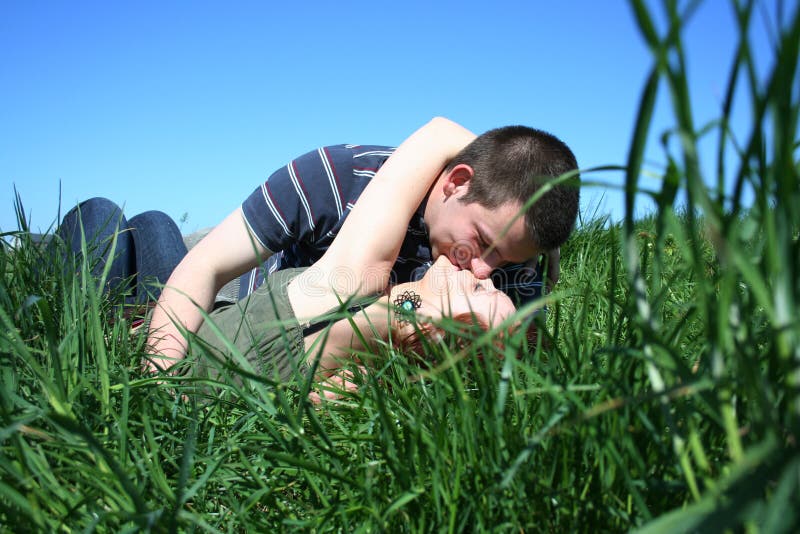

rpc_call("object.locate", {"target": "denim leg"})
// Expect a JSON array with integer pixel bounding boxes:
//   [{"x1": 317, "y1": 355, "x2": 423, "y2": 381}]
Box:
[
  {"x1": 127, "y1": 211, "x2": 187, "y2": 303},
  {"x1": 57, "y1": 197, "x2": 135, "y2": 296}
]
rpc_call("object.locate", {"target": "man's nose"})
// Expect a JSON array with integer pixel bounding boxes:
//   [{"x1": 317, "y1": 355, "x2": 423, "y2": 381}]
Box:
[{"x1": 469, "y1": 256, "x2": 494, "y2": 279}]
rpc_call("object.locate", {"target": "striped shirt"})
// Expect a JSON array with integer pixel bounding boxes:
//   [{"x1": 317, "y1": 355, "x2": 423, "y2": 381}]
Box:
[{"x1": 239, "y1": 144, "x2": 544, "y2": 306}]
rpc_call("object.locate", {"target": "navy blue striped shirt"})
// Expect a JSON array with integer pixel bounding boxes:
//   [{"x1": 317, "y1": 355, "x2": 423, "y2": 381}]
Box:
[{"x1": 239, "y1": 144, "x2": 544, "y2": 306}]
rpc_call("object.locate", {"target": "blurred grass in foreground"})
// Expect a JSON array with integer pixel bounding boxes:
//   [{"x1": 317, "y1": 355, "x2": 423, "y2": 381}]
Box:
[{"x1": 1, "y1": 0, "x2": 799, "y2": 531}]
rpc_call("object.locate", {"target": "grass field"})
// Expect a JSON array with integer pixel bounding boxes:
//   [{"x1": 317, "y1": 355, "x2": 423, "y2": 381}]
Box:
[{"x1": 2, "y1": 1, "x2": 799, "y2": 531}]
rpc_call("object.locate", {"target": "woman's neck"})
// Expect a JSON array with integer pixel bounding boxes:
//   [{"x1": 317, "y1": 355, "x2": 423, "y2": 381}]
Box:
[{"x1": 301, "y1": 283, "x2": 424, "y2": 374}]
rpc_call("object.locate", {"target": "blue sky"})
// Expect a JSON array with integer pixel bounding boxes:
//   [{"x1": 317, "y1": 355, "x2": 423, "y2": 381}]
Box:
[{"x1": 0, "y1": 1, "x2": 780, "y2": 235}]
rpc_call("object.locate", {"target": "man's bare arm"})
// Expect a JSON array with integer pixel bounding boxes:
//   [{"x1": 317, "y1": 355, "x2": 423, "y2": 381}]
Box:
[{"x1": 144, "y1": 207, "x2": 269, "y2": 372}]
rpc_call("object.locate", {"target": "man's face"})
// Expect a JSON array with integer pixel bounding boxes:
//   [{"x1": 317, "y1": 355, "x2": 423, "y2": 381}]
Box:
[{"x1": 426, "y1": 193, "x2": 539, "y2": 279}]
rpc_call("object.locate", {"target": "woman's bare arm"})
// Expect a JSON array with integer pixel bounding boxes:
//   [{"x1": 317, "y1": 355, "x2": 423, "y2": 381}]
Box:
[{"x1": 293, "y1": 117, "x2": 475, "y2": 318}]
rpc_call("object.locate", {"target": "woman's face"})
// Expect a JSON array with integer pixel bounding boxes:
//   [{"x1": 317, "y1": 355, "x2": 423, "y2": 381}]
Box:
[{"x1": 419, "y1": 256, "x2": 516, "y2": 326}]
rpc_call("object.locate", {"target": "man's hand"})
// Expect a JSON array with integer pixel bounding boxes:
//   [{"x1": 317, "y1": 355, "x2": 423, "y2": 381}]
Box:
[{"x1": 142, "y1": 341, "x2": 186, "y2": 376}]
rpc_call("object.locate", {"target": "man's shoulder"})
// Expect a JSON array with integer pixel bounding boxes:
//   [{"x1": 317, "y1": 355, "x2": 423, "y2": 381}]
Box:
[
  {"x1": 313, "y1": 144, "x2": 395, "y2": 155},
  {"x1": 345, "y1": 144, "x2": 395, "y2": 156},
  {"x1": 292, "y1": 144, "x2": 395, "y2": 177}
]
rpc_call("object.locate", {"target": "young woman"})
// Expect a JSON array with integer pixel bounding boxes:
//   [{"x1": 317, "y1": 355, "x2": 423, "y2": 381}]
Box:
[{"x1": 188, "y1": 255, "x2": 516, "y2": 389}]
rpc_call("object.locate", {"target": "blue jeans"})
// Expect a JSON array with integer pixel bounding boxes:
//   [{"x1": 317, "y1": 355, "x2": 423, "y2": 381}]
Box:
[{"x1": 58, "y1": 197, "x2": 187, "y2": 303}]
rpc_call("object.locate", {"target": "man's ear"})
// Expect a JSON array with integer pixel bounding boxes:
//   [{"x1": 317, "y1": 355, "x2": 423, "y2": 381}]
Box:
[{"x1": 441, "y1": 164, "x2": 475, "y2": 199}]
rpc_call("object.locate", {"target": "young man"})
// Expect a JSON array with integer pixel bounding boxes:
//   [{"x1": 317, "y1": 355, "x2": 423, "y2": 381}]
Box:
[{"x1": 146, "y1": 117, "x2": 579, "y2": 371}]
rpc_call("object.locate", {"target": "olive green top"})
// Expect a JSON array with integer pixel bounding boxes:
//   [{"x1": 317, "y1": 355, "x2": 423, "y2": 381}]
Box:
[{"x1": 192, "y1": 268, "x2": 308, "y2": 383}]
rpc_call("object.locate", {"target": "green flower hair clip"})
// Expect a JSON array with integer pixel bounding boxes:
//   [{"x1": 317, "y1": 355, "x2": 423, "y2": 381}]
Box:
[{"x1": 393, "y1": 290, "x2": 422, "y2": 325}]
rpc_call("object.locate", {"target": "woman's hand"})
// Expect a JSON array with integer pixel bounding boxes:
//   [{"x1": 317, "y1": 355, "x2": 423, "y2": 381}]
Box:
[{"x1": 308, "y1": 366, "x2": 367, "y2": 404}]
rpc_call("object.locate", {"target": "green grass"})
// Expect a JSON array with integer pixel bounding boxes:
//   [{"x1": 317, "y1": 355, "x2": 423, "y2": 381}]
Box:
[{"x1": 2, "y1": 0, "x2": 799, "y2": 531}]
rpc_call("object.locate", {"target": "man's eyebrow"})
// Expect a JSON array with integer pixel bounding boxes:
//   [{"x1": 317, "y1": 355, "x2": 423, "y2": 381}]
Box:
[
  {"x1": 476, "y1": 224, "x2": 490, "y2": 246},
  {"x1": 478, "y1": 224, "x2": 502, "y2": 259}
]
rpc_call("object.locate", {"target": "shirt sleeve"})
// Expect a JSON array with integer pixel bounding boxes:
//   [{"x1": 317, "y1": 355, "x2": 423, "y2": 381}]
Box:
[
  {"x1": 241, "y1": 146, "x2": 356, "y2": 253},
  {"x1": 491, "y1": 259, "x2": 545, "y2": 309}
]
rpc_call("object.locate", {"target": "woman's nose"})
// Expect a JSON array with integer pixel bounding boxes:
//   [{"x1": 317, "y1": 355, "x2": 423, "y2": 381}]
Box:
[{"x1": 469, "y1": 256, "x2": 493, "y2": 279}]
